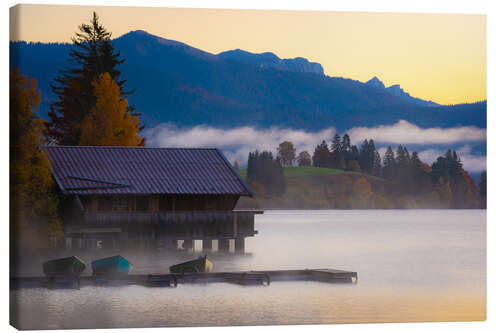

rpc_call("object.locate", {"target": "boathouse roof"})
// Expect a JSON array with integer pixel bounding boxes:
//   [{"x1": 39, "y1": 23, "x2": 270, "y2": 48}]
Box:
[{"x1": 43, "y1": 146, "x2": 252, "y2": 196}]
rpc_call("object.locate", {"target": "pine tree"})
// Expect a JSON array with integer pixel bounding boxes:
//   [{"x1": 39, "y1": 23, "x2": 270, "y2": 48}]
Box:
[
  {"x1": 373, "y1": 150, "x2": 382, "y2": 176},
  {"x1": 382, "y1": 146, "x2": 396, "y2": 179},
  {"x1": 47, "y1": 12, "x2": 142, "y2": 145},
  {"x1": 330, "y1": 133, "x2": 342, "y2": 168}
]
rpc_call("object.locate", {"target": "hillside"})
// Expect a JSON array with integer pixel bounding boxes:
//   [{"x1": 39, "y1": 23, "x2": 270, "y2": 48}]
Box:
[
  {"x1": 10, "y1": 30, "x2": 486, "y2": 132},
  {"x1": 236, "y1": 166, "x2": 400, "y2": 210}
]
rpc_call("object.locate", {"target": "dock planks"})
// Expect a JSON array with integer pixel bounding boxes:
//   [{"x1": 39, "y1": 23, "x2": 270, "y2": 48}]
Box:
[{"x1": 10, "y1": 268, "x2": 358, "y2": 289}]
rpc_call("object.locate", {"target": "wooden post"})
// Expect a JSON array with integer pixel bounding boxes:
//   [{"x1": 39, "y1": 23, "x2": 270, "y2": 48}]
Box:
[
  {"x1": 169, "y1": 239, "x2": 178, "y2": 249},
  {"x1": 91, "y1": 196, "x2": 98, "y2": 212},
  {"x1": 233, "y1": 212, "x2": 238, "y2": 238},
  {"x1": 183, "y1": 239, "x2": 193, "y2": 251},
  {"x1": 202, "y1": 239, "x2": 212, "y2": 251},
  {"x1": 235, "y1": 238, "x2": 245, "y2": 253},
  {"x1": 219, "y1": 239, "x2": 230, "y2": 252}
]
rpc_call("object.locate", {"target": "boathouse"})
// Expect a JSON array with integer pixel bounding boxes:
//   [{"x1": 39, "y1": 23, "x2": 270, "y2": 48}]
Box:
[{"x1": 43, "y1": 146, "x2": 259, "y2": 252}]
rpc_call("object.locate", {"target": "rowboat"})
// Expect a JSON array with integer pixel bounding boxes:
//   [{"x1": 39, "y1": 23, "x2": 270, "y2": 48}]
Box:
[
  {"x1": 91, "y1": 255, "x2": 133, "y2": 277},
  {"x1": 42, "y1": 256, "x2": 86, "y2": 277},
  {"x1": 169, "y1": 255, "x2": 213, "y2": 274}
]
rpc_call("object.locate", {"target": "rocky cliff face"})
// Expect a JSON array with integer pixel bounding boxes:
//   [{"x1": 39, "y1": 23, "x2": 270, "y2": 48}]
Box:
[
  {"x1": 365, "y1": 76, "x2": 439, "y2": 107},
  {"x1": 218, "y1": 49, "x2": 324, "y2": 75}
]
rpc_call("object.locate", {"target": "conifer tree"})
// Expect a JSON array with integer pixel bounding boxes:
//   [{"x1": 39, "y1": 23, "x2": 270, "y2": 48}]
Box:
[
  {"x1": 382, "y1": 146, "x2": 396, "y2": 179},
  {"x1": 47, "y1": 12, "x2": 142, "y2": 145}
]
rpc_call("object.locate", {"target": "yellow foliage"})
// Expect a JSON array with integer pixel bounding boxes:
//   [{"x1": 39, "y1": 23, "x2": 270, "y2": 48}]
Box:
[
  {"x1": 250, "y1": 181, "x2": 267, "y2": 197},
  {"x1": 79, "y1": 72, "x2": 144, "y2": 146},
  {"x1": 352, "y1": 177, "x2": 373, "y2": 200},
  {"x1": 372, "y1": 194, "x2": 394, "y2": 209},
  {"x1": 10, "y1": 68, "x2": 62, "y2": 243}
]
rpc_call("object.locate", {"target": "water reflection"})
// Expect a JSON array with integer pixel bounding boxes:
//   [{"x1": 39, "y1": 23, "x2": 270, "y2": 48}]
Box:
[{"x1": 11, "y1": 210, "x2": 486, "y2": 329}]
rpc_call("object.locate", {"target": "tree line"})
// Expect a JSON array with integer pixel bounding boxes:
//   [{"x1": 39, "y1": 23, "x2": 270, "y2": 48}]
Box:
[{"x1": 243, "y1": 134, "x2": 486, "y2": 209}]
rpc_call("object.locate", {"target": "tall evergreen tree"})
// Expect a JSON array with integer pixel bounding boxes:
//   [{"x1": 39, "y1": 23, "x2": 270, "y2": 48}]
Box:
[
  {"x1": 373, "y1": 150, "x2": 382, "y2": 176},
  {"x1": 341, "y1": 133, "x2": 352, "y2": 165},
  {"x1": 246, "y1": 150, "x2": 285, "y2": 196},
  {"x1": 479, "y1": 171, "x2": 486, "y2": 199},
  {"x1": 330, "y1": 133, "x2": 342, "y2": 168},
  {"x1": 359, "y1": 139, "x2": 377, "y2": 174},
  {"x1": 382, "y1": 146, "x2": 396, "y2": 179},
  {"x1": 47, "y1": 12, "x2": 143, "y2": 145}
]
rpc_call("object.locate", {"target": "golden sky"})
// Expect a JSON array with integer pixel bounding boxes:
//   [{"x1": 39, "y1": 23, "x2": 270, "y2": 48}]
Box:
[{"x1": 10, "y1": 4, "x2": 486, "y2": 105}]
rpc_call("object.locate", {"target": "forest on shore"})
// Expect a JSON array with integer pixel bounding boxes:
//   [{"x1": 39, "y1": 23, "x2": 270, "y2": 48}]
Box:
[{"x1": 235, "y1": 137, "x2": 486, "y2": 210}]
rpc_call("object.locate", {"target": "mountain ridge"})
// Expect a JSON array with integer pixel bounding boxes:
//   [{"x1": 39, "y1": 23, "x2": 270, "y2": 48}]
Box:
[{"x1": 10, "y1": 30, "x2": 485, "y2": 132}]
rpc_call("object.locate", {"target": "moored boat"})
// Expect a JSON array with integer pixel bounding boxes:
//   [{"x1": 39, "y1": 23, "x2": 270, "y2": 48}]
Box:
[
  {"x1": 43, "y1": 256, "x2": 86, "y2": 277},
  {"x1": 169, "y1": 255, "x2": 213, "y2": 274},
  {"x1": 91, "y1": 255, "x2": 133, "y2": 277}
]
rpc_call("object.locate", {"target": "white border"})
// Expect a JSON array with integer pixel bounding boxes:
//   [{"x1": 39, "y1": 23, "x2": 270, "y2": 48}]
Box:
[{"x1": 2, "y1": 1, "x2": 498, "y2": 333}]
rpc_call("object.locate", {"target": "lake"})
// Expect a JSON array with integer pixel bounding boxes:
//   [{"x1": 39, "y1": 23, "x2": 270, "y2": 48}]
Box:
[{"x1": 10, "y1": 210, "x2": 486, "y2": 329}]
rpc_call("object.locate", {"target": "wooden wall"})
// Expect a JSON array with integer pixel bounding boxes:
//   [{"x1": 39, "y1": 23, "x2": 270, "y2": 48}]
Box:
[{"x1": 77, "y1": 194, "x2": 240, "y2": 212}]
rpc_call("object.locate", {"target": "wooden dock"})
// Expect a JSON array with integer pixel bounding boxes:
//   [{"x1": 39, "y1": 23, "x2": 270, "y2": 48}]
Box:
[{"x1": 10, "y1": 269, "x2": 357, "y2": 289}]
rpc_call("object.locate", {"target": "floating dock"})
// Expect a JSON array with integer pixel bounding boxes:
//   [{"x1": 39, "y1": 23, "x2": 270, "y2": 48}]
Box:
[{"x1": 10, "y1": 269, "x2": 357, "y2": 289}]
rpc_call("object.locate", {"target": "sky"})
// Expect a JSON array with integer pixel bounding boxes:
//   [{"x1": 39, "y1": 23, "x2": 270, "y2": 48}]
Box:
[{"x1": 10, "y1": 4, "x2": 486, "y2": 105}]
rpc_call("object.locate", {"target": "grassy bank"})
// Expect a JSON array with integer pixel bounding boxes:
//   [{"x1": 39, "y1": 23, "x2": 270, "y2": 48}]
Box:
[{"x1": 236, "y1": 166, "x2": 398, "y2": 209}]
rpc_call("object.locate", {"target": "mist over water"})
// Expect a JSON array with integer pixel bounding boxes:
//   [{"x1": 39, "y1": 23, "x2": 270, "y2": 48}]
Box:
[{"x1": 10, "y1": 210, "x2": 486, "y2": 329}]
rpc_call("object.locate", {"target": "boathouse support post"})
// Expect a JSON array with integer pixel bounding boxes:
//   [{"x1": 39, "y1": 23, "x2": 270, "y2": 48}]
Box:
[
  {"x1": 218, "y1": 239, "x2": 230, "y2": 252},
  {"x1": 168, "y1": 239, "x2": 178, "y2": 249},
  {"x1": 183, "y1": 239, "x2": 194, "y2": 251},
  {"x1": 235, "y1": 238, "x2": 245, "y2": 253},
  {"x1": 202, "y1": 239, "x2": 212, "y2": 251}
]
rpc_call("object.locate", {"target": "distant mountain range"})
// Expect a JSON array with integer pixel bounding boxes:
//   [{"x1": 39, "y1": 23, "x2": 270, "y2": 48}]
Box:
[
  {"x1": 365, "y1": 76, "x2": 439, "y2": 108},
  {"x1": 10, "y1": 30, "x2": 486, "y2": 132}
]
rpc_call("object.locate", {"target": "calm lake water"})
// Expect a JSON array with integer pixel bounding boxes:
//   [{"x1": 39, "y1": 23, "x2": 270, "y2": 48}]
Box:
[{"x1": 10, "y1": 210, "x2": 486, "y2": 329}]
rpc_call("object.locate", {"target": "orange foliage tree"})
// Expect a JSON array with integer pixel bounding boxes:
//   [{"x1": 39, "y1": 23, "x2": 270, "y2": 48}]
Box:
[
  {"x1": 351, "y1": 177, "x2": 373, "y2": 208},
  {"x1": 79, "y1": 73, "x2": 144, "y2": 146},
  {"x1": 10, "y1": 68, "x2": 62, "y2": 246}
]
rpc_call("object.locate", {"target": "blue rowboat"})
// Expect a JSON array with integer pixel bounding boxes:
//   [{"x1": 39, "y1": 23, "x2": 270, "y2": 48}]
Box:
[
  {"x1": 91, "y1": 255, "x2": 133, "y2": 277},
  {"x1": 43, "y1": 256, "x2": 86, "y2": 277}
]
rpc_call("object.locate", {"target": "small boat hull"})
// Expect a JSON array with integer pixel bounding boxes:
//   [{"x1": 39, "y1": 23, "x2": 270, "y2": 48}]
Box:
[
  {"x1": 169, "y1": 256, "x2": 213, "y2": 274},
  {"x1": 43, "y1": 256, "x2": 86, "y2": 277},
  {"x1": 91, "y1": 255, "x2": 133, "y2": 277}
]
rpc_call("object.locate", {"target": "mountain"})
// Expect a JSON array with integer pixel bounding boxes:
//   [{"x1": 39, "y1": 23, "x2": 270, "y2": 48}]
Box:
[
  {"x1": 218, "y1": 49, "x2": 324, "y2": 75},
  {"x1": 10, "y1": 30, "x2": 485, "y2": 132},
  {"x1": 365, "y1": 76, "x2": 439, "y2": 107}
]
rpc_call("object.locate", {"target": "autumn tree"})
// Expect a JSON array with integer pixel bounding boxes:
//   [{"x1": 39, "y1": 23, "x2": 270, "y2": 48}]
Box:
[
  {"x1": 10, "y1": 68, "x2": 62, "y2": 248},
  {"x1": 48, "y1": 12, "x2": 142, "y2": 145},
  {"x1": 351, "y1": 177, "x2": 373, "y2": 208},
  {"x1": 297, "y1": 151, "x2": 312, "y2": 167},
  {"x1": 348, "y1": 160, "x2": 361, "y2": 172},
  {"x1": 277, "y1": 141, "x2": 296, "y2": 166},
  {"x1": 79, "y1": 73, "x2": 143, "y2": 146},
  {"x1": 312, "y1": 140, "x2": 331, "y2": 168}
]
